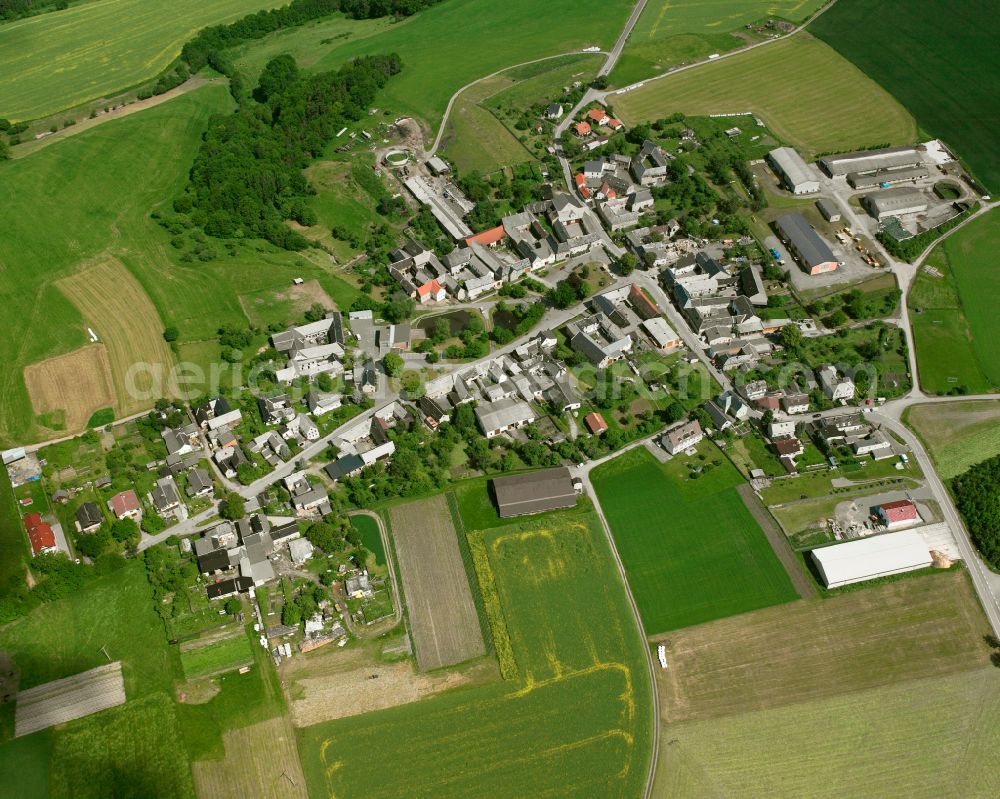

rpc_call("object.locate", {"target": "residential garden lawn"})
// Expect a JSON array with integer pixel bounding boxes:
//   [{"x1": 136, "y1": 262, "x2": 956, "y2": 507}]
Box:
[
  {"x1": 908, "y1": 230, "x2": 996, "y2": 395},
  {"x1": 760, "y1": 457, "x2": 923, "y2": 506},
  {"x1": 180, "y1": 632, "x2": 255, "y2": 681},
  {"x1": 0, "y1": 84, "x2": 357, "y2": 446},
  {"x1": 48, "y1": 693, "x2": 194, "y2": 799},
  {"x1": 296, "y1": 507, "x2": 652, "y2": 798},
  {"x1": 614, "y1": 35, "x2": 916, "y2": 157},
  {"x1": 609, "y1": 0, "x2": 827, "y2": 87},
  {"x1": 230, "y1": 0, "x2": 636, "y2": 131},
  {"x1": 904, "y1": 401, "x2": 1000, "y2": 481},
  {"x1": 653, "y1": 570, "x2": 990, "y2": 722},
  {"x1": 811, "y1": 0, "x2": 1000, "y2": 192},
  {"x1": 797, "y1": 322, "x2": 911, "y2": 398},
  {"x1": 350, "y1": 514, "x2": 385, "y2": 566},
  {"x1": 0, "y1": 560, "x2": 174, "y2": 698},
  {"x1": 0, "y1": 0, "x2": 281, "y2": 121},
  {"x1": 652, "y1": 666, "x2": 1000, "y2": 799},
  {"x1": 592, "y1": 445, "x2": 797, "y2": 634}
]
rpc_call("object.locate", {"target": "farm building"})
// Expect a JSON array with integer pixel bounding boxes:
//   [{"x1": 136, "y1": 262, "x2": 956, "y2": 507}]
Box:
[
  {"x1": 775, "y1": 213, "x2": 838, "y2": 275},
  {"x1": 767, "y1": 147, "x2": 819, "y2": 194},
  {"x1": 818, "y1": 146, "x2": 922, "y2": 177},
  {"x1": 641, "y1": 317, "x2": 681, "y2": 351},
  {"x1": 847, "y1": 164, "x2": 929, "y2": 190},
  {"x1": 426, "y1": 156, "x2": 450, "y2": 175},
  {"x1": 816, "y1": 198, "x2": 841, "y2": 222},
  {"x1": 863, "y1": 188, "x2": 928, "y2": 220},
  {"x1": 810, "y1": 530, "x2": 932, "y2": 588},
  {"x1": 877, "y1": 499, "x2": 920, "y2": 528},
  {"x1": 492, "y1": 467, "x2": 577, "y2": 518},
  {"x1": 475, "y1": 397, "x2": 536, "y2": 438}
]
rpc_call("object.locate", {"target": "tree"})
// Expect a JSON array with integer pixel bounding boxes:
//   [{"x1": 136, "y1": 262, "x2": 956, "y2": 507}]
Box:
[
  {"x1": 549, "y1": 280, "x2": 578, "y2": 309},
  {"x1": 665, "y1": 401, "x2": 687, "y2": 424},
  {"x1": 110, "y1": 518, "x2": 139, "y2": 546},
  {"x1": 141, "y1": 513, "x2": 165, "y2": 534},
  {"x1": 162, "y1": 326, "x2": 179, "y2": 342},
  {"x1": 383, "y1": 351, "x2": 404, "y2": 377},
  {"x1": 221, "y1": 492, "x2": 245, "y2": 520},
  {"x1": 401, "y1": 370, "x2": 425, "y2": 399},
  {"x1": 779, "y1": 323, "x2": 802, "y2": 354},
  {"x1": 0, "y1": 138, "x2": 9, "y2": 162},
  {"x1": 761, "y1": 409, "x2": 775, "y2": 427},
  {"x1": 617, "y1": 252, "x2": 638, "y2": 276},
  {"x1": 281, "y1": 601, "x2": 302, "y2": 627},
  {"x1": 223, "y1": 597, "x2": 241, "y2": 615}
]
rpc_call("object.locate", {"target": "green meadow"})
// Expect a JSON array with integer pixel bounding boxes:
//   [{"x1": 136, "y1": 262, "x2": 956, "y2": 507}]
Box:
[
  {"x1": 297, "y1": 506, "x2": 653, "y2": 798},
  {"x1": 592, "y1": 445, "x2": 797, "y2": 634},
  {"x1": 0, "y1": 0, "x2": 281, "y2": 121}
]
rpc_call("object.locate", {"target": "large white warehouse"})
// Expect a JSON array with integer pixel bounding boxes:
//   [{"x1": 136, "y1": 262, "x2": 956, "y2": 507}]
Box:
[
  {"x1": 767, "y1": 147, "x2": 820, "y2": 194},
  {"x1": 810, "y1": 529, "x2": 932, "y2": 588}
]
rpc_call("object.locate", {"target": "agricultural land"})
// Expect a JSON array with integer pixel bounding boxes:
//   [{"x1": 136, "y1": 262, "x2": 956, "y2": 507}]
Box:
[
  {"x1": 905, "y1": 401, "x2": 1000, "y2": 481},
  {"x1": 811, "y1": 0, "x2": 1000, "y2": 192},
  {"x1": 387, "y1": 495, "x2": 485, "y2": 671},
  {"x1": 613, "y1": 34, "x2": 917, "y2": 156},
  {"x1": 610, "y1": 0, "x2": 826, "y2": 86},
  {"x1": 0, "y1": 0, "x2": 281, "y2": 121},
  {"x1": 296, "y1": 505, "x2": 653, "y2": 798},
  {"x1": 592, "y1": 445, "x2": 798, "y2": 634}
]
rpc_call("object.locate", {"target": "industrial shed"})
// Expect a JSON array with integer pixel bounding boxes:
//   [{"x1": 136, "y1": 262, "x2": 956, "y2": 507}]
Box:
[
  {"x1": 492, "y1": 467, "x2": 577, "y2": 518},
  {"x1": 810, "y1": 530, "x2": 932, "y2": 588},
  {"x1": 767, "y1": 147, "x2": 820, "y2": 194},
  {"x1": 818, "y1": 145, "x2": 922, "y2": 177},
  {"x1": 863, "y1": 188, "x2": 928, "y2": 220},
  {"x1": 775, "y1": 213, "x2": 839, "y2": 275},
  {"x1": 847, "y1": 164, "x2": 930, "y2": 190}
]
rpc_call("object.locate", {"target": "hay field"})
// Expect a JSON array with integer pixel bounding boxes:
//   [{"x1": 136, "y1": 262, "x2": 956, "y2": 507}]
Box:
[
  {"x1": 296, "y1": 510, "x2": 653, "y2": 798},
  {"x1": 388, "y1": 495, "x2": 485, "y2": 671},
  {"x1": 610, "y1": 0, "x2": 826, "y2": 86},
  {"x1": 15, "y1": 662, "x2": 125, "y2": 738},
  {"x1": 192, "y1": 716, "x2": 307, "y2": 799},
  {"x1": 592, "y1": 446, "x2": 797, "y2": 634},
  {"x1": 654, "y1": 571, "x2": 989, "y2": 723},
  {"x1": 614, "y1": 34, "x2": 916, "y2": 156},
  {"x1": 440, "y1": 75, "x2": 531, "y2": 174},
  {"x1": 56, "y1": 256, "x2": 175, "y2": 417},
  {"x1": 0, "y1": 0, "x2": 280, "y2": 121},
  {"x1": 905, "y1": 401, "x2": 1000, "y2": 480},
  {"x1": 23, "y1": 344, "x2": 115, "y2": 434},
  {"x1": 653, "y1": 667, "x2": 1000, "y2": 799},
  {"x1": 180, "y1": 632, "x2": 254, "y2": 681}
]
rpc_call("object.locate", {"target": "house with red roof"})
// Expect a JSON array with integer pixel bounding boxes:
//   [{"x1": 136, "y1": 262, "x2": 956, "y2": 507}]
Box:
[
  {"x1": 108, "y1": 489, "x2": 141, "y2": 521},
  {"x1": 876, "y1": 499, "x2": 920, "y2": 528},
  {"x1": 584, "y1": 412, "x2": 608, "y2": 435},
  {"x1": 629, "y1": 284, "x2": 660, "y2": 320},
  {"x1": 608, "y1": 118, "x2": 624, "y2": 132},
  {"x1": 23, "y1": 513, "x2": 57, "y2": 556},
  {"x1": 587, "y1": 108, "x2": 608, "y2": 125},
  {"x1": 596, "y1": 181, "x2": 616, "y2": 200},
  {"x1": 416, "y1": 279, "x2": 446, "y2": 304},
  {"x1": 574, "y1": 121, "x2": 592, "y2": 137},
  {"x1": 465, "y1": 225, "x2": 505, "y2": 248},
  {"x1": 574, "y1": 173, "x2": 592, "y2": 199}
]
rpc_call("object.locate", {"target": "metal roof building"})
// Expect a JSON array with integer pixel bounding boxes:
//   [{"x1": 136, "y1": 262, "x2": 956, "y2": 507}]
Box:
[
  {"x1": 492, "y1": 467, "x2": 577, "y2": 518},
  {"x1": 767, "y1": 147, "x2": 820, "y2": 194},
  {"x1": 775, "y1": 213, "x2": 838, "y2": 275},
  {"x1": 847, "y1": 164, "x2": 930, "y2": 190},
  {"x1": 863, "y1": 188, "x2": 928, "y2": 219},
  {"x1": 818, "y1": 145, "x2": 922, "y2": 177},
  {"x1": 810, "y1": 530, "x2": 932, "y2": 588}
]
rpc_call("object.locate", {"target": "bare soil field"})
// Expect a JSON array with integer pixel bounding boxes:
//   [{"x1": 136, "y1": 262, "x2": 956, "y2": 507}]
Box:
[
  {"x1": 56, "y1": 255, "x2": 175, "y2": 416},
  {"x1": 389, "y1": 495, "x2": 486, "y2": 671},
  {"x1": 653, "y1": 571, "x2": 990, "y2": 723},
  {"x1": 15, "y1": 661, "x2": 125, "y2": 737},
  {"x1": 192, "y1": 716, "x2": 307, "y2": 799},
  {"x1": 23, "y1": 343, "x2": 115, "y2": 433},
  {"x1": 282, "y1": 643, "x2": 492, "y2": 727}
]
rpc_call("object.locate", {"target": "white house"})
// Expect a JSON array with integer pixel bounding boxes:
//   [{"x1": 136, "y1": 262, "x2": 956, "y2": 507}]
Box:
[{"x1": 818, "y1": 365, "x2": 855, "y2": 401}]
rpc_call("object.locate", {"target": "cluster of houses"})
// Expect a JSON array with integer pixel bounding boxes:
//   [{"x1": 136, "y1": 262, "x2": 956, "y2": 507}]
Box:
[{"x1": 572, "y1": 106, "x2": 625, "y2": 152}]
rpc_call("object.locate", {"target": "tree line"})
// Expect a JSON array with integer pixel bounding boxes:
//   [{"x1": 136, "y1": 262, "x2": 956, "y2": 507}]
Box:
[{"x1": 953, "y1": 453, "x2": 1000, "y2": 569}]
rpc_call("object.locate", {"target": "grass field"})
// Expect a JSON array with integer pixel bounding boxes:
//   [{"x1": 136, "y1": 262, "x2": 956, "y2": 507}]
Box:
[
  {"x1": 0, "y1": 471, "x2": 30, "y2": 598},
  {"x1": 388, "y1": 495, "x2": 485, "y2": 671},
  {"x1": 811, "y1": 0, "x2": 1000, "y2": 192},
  {"x1": 231, "y1": 0, "x2": 636, "y2": 131},
  {"x1": 0, "y1": 0, "x2": 280, "y2": 121},
  {"x1": 905, "y1": 401, "x2": 1000, "y2": 481},
  {"x1": 350, "y1": 513, "x2": 385, "y2": 566},
  {"x1": 49, "y1": 693, "x2": 194, "y2": 799},
  {"x1": 614, "y1": 34, "x2": 916, "y2": 157},
  {"x1": 296, "y1": 508, "x2": 653, "y2": 798},
  {"x1": 592, "y1": 445, "x2": 797, "y2": 634},
  {"x1": 654, "y1": 571, "x2": 989, "y2": 723},
  {"x1": 0, "y1": 83, "x2": 358, "y2": 446},
  {"x1": 908, "y1": 226, "x2": 997, "y2": 394},
  {"x1": 610, "y1": 0, "x2": 826, "y2": 86},
  {"x1": 653, "y1": 666, "x2": 1000, "y2": 799},
  {"x1": 440, "y1": 75, "x2": 532, "y2": 174},
  {"x1": 180, "y1": 633, "x2": 254, "y2": 681},
  {"x1": 0, "y1": 730, "x2": 49, "y2": 799}
]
